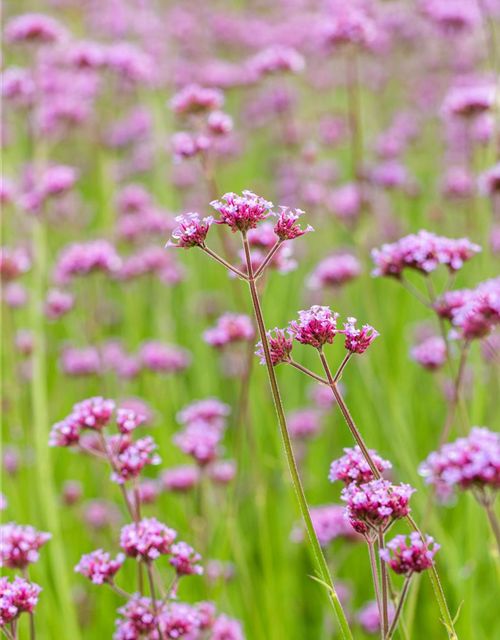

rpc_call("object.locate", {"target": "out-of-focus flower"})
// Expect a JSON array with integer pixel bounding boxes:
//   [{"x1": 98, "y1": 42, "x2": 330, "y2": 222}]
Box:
[
  {"x1": 410, "y1": 336, "x2": 447, "y2": 370},
  {"x1": 170, "y1": 84, "x2": 224, "y2": 116},
  {"x1": 44, "y1": 288, "x2": 75, "y2": 320},
  {"x1": 248, "y1": 45, "x2": 305, "y2": 76},
  {"x1": 120, "y1": 518, "x2": 177, "y2": 562},
  {"x1": 211, "y1": 615, "x2": 245, "y2": 640},
  {"x1": 358, "y1": 599, "x2": 395, "y2": 635},
  {"x1": 160, "y1": 466, "x2": 200, "y2": 493},
  {"x1": 208, "y1": 460, "x2": 237, "y2": 485},
  {"x1": 169, "y1": 542, "x2": 203, "y2": 576},
  {"x1": 140, "y1": 341, "x2": 191, "y2": 373},
  {"x1": 74, "y1": 549, "x2": 125, "y2": 585},
  {"x1": 296, "y1": 504, "x2": 361, "y2": 546},
  {"x1": 0, "y1": 524, "x2": 51, "y2": 569},
  {"x1": 174, "y1": 424, "x2": 221, "y2": 466},
  {"x1": 54, "y1": 240, "x2": 122, "y2": 284},
  {"x1": 288, "y1": 409, "x2": 322, "y2": 440},
  {"x1": 204, "y1": 313, "x2": 255, "y2": 348},
  {"x1": 4, "y1": 13, "x2": 67, "y2": 45},
  {"x1": 177, "y1": 398, "x2": 230, "y2": 430},
  {"x1": 308, "y1": 254, "x2": 361, "y2": 289},
  {"x1": 0, "y1": 247, "x2": 31, "y2": 282}
]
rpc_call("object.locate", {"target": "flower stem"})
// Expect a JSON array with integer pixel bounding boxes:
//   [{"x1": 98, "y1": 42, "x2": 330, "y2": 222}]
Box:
[
  {"x1": 378, "y1": 532, "x2": 389, "y2": 638},
  {"x1": 146, "y1": 563, "x2": 165, "y2": 640},
  {"x1": 289, "y1": 360, "x2": 329, "y2": 385},
  {"x1": 386, "y1": 576, "x2": 412, "y2": 640},
  {"x1": 484, "y1": 501, "x2": 500, "y2": 556},
  {"x1": 202, "y1": 245, "x2": 249, "y2": 279},
  {"x1": 240, "y1": 236, "x2": 353, "y2": 639},
  {"x1": 254, "y1": 241, "x2": 282, "y2": 278},
  {"x1": 367, "y1": 539, "x2": 382, "y2": 621}
]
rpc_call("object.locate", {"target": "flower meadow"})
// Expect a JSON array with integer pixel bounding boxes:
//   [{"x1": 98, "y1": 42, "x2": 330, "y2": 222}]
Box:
[{"x1": 1, "y1": 1, "x2": 500, "y2": 639}]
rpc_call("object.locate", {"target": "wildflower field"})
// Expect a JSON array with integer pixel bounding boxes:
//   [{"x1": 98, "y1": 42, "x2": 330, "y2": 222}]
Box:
[{"x1": 1, "y1": 2, "x2": 500, "y2": 640}]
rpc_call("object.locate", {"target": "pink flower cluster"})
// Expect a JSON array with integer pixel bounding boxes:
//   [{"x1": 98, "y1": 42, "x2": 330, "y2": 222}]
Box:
[
  {"x1": 0, "y1": 246, "x2": 31, "y2": 282},
  {"x1": 343, "y1": 318, "x2": 379, "y2": 354},
  {"x1": 44, "y1": 288, "x2": 75, "y2": 320},
  {"x1": 255, "y1": 328, "x2": 294, "y2": 366},
  {"x1": 289, "y1": 306, "x2": 339, "y2": 349},
  {"x1": 288, "y1": 409, "x2": 322, "y2": 440},
  {"x1": 204, "y1": 313, "x2": 255, "y2": 348},
  {"x1": 410, "y1": 336, "x2": 447, "y2": 370},
  {"x1": 169, "y1": 542, "x2": 203, "y2": 577},
  {"x1": 341, "y1": 479, "x2": 415, "y2": 533},
  {"x1": 166, "y1": 213, "x2": 214, "y2": 249},
  {"x1": 120, "y1": 517, "x2": 177, "y2": 562},
  {"x1": 74, "y1": 549, "x2": 125, "y2": 585},
  {"x1": 140, "y1": 341, "x2": 191, "y2": 373},
  {"x1": 174, "y1": 397, "x2": 232, "y2": 469},
  {"x1": 307, "y1": 254, "x2": 362, "y2": 289},
  {"x1": 248, "y1": 45, "x2": 305, "y2": 76},
  {"x1": 0, "y1": 523, "x2": 51, "y2": 569},
  {"x1": 110, "y1": 436, "x2": 161, "y2": 485},
  {"x1": 329, "y1": 446, "x2": 392, "y2": 486},
  {"x1": 210, "y1": 191, "x2": 273, "y2": 233},
  {"x1": 273, "y1": 207, "x2": 313, "y2": 242},
  {"x1": 308, "y1": 504, "x2": 362, "y2": 546},
  {"x1": 54, "y1": 240, "x2": 122, "y2": 284},
  {"x1": 379, "y1": 532, "x2": 440, "y2": 576},
  {"x1": 371, "y1": 231, "x2": 481, "y2": 277},
  {"x1": 4, "y1": 12, "x2": 67, "y2": 44},
  {"x1": 419, "y1": 427, "x2": 500, "y2": 501},
  {"x1": 161, "y1": 466, "x2": 200, "y2": 493},
  {"x1": 0, "y1": 576, "x2": 42, "y2": 627},
  {"x1": 170, "y1": 84, "x2": 225, "y2": 116}
]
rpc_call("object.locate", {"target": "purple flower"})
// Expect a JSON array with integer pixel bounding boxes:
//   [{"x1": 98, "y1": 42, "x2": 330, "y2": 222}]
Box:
[
  {"x1": 120, "y1": 518, "x2": 177, "y2": 562},
  {"x1": 4, "y1": 13, "x2": 67, "y2": 44},
  {"x1": 211, "y1": 191, "x2": 273, "y2": 233},
  {"x1": 0, "y1": 523, "x2": 51, "y2": 570},
  {"x1": 207, "y1": 111, "x2": 234, "y2": 135},
  {"x1": 289, "y1": 306, "x2": 339, "y2": 349},
  {"x1": 44, "y1": 288, "x2": 74, "y2": 320},
  {"x1": 208, "y1": 460, "x2": 237, "y2": 485},
  {"x1": 308, "y1": 254, "x2": 361, "y2": 289},
  {"x1": 170, "y1": 84, "x2": 224, "y2": 116},
  {"x1": 379, "y1": 532, "x2": 440, "y2": 576},
  {"x1": 111, "y1": 436, "x2": 161, "y2": 484},
  {"x1": 160, "y1": 466, "x2": 200, "y2": 493},
  {"x1": 140, "y1": 341, "x2": 191, "y2": 374},
  {"x1": 273, "y1": 207, "x2": 313, "y2": 242},
  {"x1": 54, "y1": 240, "x2": 122, "y2": 285},
  {"x1": 177, "y1": 398, "x2": 230, "y2": 430},
  {"x1": 301, "y1": 504, "x2": 362, "y2": 546},
  {"x1": 255, "y1": 328, "x2": 293, "y2": 366},
  {"x1": 114, "y1": 596, "x2": 161, "y2": 638},
  {"x1": 0, "y1": 246, "x2": 31, "y2": 282},
  {"x1": 74, "y1": 549, "x2": 125, "y2": 585},
  {"x1": 166, "y1": 213, "x2": 214, "y2": 249},
  {"x1": 343, "y1": 318, "x2": 379, "y2": 354},
  {"x1": 288, "y1": 409, "x2": 322, "y2": 440},
  {"x1": 116, "y1": 408, "x2": 146, "y2": 434},
  {"x1": 211, "y1": 615, "x2": 245, "y2": 640},
  {"x1": 358, "y1": 599, "x2": 395, "y2": 635},
  {"x1": 410, "y1": 336, "x2": 447, "y2": 371},
  {"x1": 203, "y1": 313, "x2": 255, "y2": 348},
  {"x1": 174, "y1": 424, "x2": 221, "y2": 466},
  {"x1": 0, "y1": 576, "x2": 41, "y2": 626},
  {"x1": 169, "y1": 542, "x2": 203, "y2": 577},
  {"x1": 249, "y1": 45, "x2": 305, "y2": 76},
  {"x1": 341, "y1": 479, "x2": 415, "y2": 532},
  {"x1": 329, "y1": 446, "x2": 392, "y2": 486}
]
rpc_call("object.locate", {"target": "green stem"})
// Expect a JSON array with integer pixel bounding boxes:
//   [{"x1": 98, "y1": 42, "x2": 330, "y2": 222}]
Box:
[
  {"x1": 239, "y1": 236, "x2": 353, "y2": 639},
  {"x1": 30, "y1": 217, "x2": 81, "y2": 640},
  {"x1": 386, "y1": 576, "x2": 412, "y2": 640},
  {"x1": 378, "y1": 532, "x2": 389, "y2": 638}
]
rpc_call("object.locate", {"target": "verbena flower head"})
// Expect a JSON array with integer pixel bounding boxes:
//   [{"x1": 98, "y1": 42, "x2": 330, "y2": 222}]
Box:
[
  {"x1": 170, "y1": 84, "x2": 224, "y2": 116},
  {"x1": 211, "y1": 191, "x2": 273, "y2": 233},
  {"x1": 140, "y1": 341, "x2": 191, "y2": 373},
  {"x1": 44, "y1": 288, "x2": 75, "y2": 320},
  {"x1": 449, "y1": 278, "x2": 500, "y2": 340},
  {"x1": 358, "y1": 599, "x2": 395, "y2": 635},
  {"x1": 120, "y1": 518, "x2": 177, "y2": 562},
  {"x1": 74, "y1": 549, "x2": 125, "y2": 585},
  {"x1": 207, "y1": 110, "x2": 234, "y2": 135},
  {"x1": 308, "y1": 254, "x2": 361, "y2": 289},
  {"x1": 410, "y1": 336, "x2": 447, "y2": 371},
  {"x1": 0, "y1": 246, "x2": 31, "y2": 281},
  {"x1": 115, "y1": 596, "x2": 161, "y2": 639},
  {"x1": 288, "y1": 409, "x2": 322, "y2": 440},
  {"x1": 255, "y1": 328, "x2": 293, "y2": 366},
  {"x1": 166, "y1": 213, "x2": 213, "y2": 249},
  {"x1": 442, "y1": 84, "x2": 495, "y2": 119},
  {"x1": 174, "y1": 424, "x2": 221, "y2": 466},
  {"x1": 116, "y1": 408, "x2": 146, "y2": 434},
  {"x1": 322, "y1": 6, "x2": 377, "y2": 49},
  {"x1": 289, "y1": 306, "x2": 339, "y2": 349},
  {"x1": 478, "y1": 162, "x2": 500, "y2": 196},
  {"x1": 0, "y1": 523, "x2": 52, "y2": 569},
  {"x1": 249, "y1": 45, "x2": 305, "y2": 76},
  {"x1": 177, "y1": 398, "x2": 230, "y2": 430},
  {"x1": 343, "y1": 318, "x2": 379, "y2": 354},
  {"x1": 211, "y1": 615, "x2": 245, "y2": 640},
  {"x1": 419, "y1": 427, "x2": 500, "y2": 502},
  {"x1": 4, "y1": 13, "x2": 67, "y2": 44},
  {"x1": 49, "y1": 418, "x2": 80, "y2": 447},
  {"x1": 54, "y1": 240, "x2": 122, "y2": 284},
  {"x1": 0, "y1": 576, "x2": 42, "y2": 625},
  {"x1": 160, "y1": 466, "x2": 200, "y2": 493},
  {"x1": 169, "y1": 542, "x2": 203, "y2": 577},
  {"x1": 273, "y1": 207, "x2": 313, "y2": 241},
  {"x1": 341, "y1": 479, "x2": 415, "y2": 532},
  {"x1": 209, "y1": 460, "x2": 237, "y2": 485},
  {"x1": 307, "y1": 504, "x2": 362, "y2": 546},
  {"x1": 203, "y1": 313, "x2": 255, "y2": 348},
  {"x1": 329, "y1": 446, "x2": 392, "y2": 486},
  {"x1": 380, "y1": 532, "x2": 440, "y2": 576},
  {"x1": 71, "y1": 397, "x2": 115, "y2": 430},
  {"x1": 111, "y1": 436, "x2": 161, "y2": 484},
  {"x1": 371, "y1": 231, "x2": 481, "y2": 277},
  {"x1": 162, "y1": 602, "x2": 201, "y2": 639}
]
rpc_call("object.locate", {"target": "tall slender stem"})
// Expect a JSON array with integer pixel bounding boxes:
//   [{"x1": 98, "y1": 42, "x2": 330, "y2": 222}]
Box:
[
  {"x1": 484, "y1": 502, "x2": 500, "y2": 556},
  {"x1": 289, "y1": 360, "x2": 329, "y2": 385},
  {"x1": 253, "y1": 241, "x2": 282, "y2": 278},
  {"x1": 367, "y1": 539, "x2": 382, "y2": 620},
  {"x1": 386, "y1": 576, "x2": 412, "y2": 640},
  {"x1": 439, "y1": 341, "x2": 470, "y2": 445},
  {"x1": 378, "y1": 532, "x2": 389, "y2": 638},
  {"x1": 240, "y1": 236, "x2": 353, "y2": 639},
  {"x1": 202, "y1": 245, "x2": 249, "y2": 279},
  {"x1": 146, "y1": 563, "x2": 165, "y2": 640}
]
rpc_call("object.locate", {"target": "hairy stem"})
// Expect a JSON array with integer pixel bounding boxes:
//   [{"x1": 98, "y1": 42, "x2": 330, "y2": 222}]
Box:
[
  {"x1": 378, "y1": 532, "x2": 389, "y2": 638},
  {"x1": 386, "y1": 576, "x2": 412, "y2": 640},
  {"x1": 239, "y1": 235, "x2": 353, "y2": 639},
  {"x1": 147, "y1": 563, "x2": 165, "y2": 640},
  {"x1": 367, "y1": 539, "x2": 382, "y2": 621}
]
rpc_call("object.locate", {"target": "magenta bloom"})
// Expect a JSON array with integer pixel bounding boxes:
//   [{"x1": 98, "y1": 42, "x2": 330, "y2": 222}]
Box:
[
  {"x1": 289, "y1": 306, "x2": 339, "y2": 349},
  {"x1": 209, "y1": 460, "x2": 237, "y2": 485},
  {"x1": 116, "y1": 408, "x2": 146, "y2": 434},
  {"x1": 54, "y1": 240, "x2": 122, "y2": 284},
  {"x1": 329, "y1": 446, "x2": 392, "y2": 486},
  {"x1": 169, "y1": 542, "x2": 203, "y2": 577},
  {"x1": 273, "y1": 207, "x2": 313, "y2": 242},
  {"x1": 74, "y1": 549, "x2": 125, "y2": 585},
  {"x1": 0, "y1": 576, "x2": 42, "y2": 626},
  {"x1": 207, "y1": 111, "x2": 234, "y2": 135},
  {"x1": 343, "y1": 318, "x2": 379, "y2": 354},
  {"x1": 40, "y1": 164, "x2": 79, "y2": 197},
  {"x1": 288, "y1": 409, "x2": 322, "y2": 440},
  {"x1": 160, "y1": 466, "x2": 200, "y2": 493},
  {"x1": 120, "y1": 518, "x2": 177, "y2": 562},
  {"x1": 174, "y1": 424, "x2": 221, "y2": 466},
  {"x1": 0, "y1": 523, "x2": 51, "y2": 569},
  {"x1": 322, "y1": 6, "x2": 377, "y2": 49},
  {"x1": 0, "y1": 246, "x2": 31, "y2": 282},
  {"x1": 442, "y1": 84, "x2": 494, "y2": 119},
  {"x1": 162, "y1": 602, "x2": 201, "y2": 639},
  {"x1": 177, "y1": 398, "x2": 230, "y2": 430},
  {"x1": 71, "y1": 397, "x2": 115, "y2": 430},
  {"x1": 308, "y1": 254, "x2": 361, "y2": 289},
  {"x1": 49, "y1": 418, "x2": 80, "y2": 447},
  {"x1": 211, "y1": 190, "x2": 273, "y2": 233},
  {"x1": 111, "y1": 436, "x2": 161, "y2": 484},
  {"x1": 140, "y1": 341, "x2": 191, "y2": 373},
  {"x1": 44, "y1": 288, "x2": 74, "y2": 320},
  {"x1": 166, "y1": 213, "x2": 214, "y2": 249},
  {"x1": 341, "y1": 479, "x2": 415, "y2": 532},
  {"x1": 115, "y1": 596, "x2": 161, "y2": 639},
  {"x1": 478, "y1": 162, "x2": 500, "y2": 196},
  {"x1": 358, "y1": 599, "x2": 395, "y2": 635},
  {"x1": 170, "y1": 84, "x2": 224, "y2": 116},
  {"x1": 60, "y1": 346, "x2": 101, "y2": 377},
  {"x1": 211, "y1": 615, "x2": 245, "y2": 640},
  {"x1": 419, "y1": 427, "x2": 500, "y2": 502},
  {"x1": 449, "y1": 278, "x2": 500, "y2": 340},
  {"x1": 410, "y1": 336, "x2": 447, "y2": 371},
  {"x1": 249, "y1": 45, "x2": 305, "y2": 76},
  {"x1": 307, "y1": 504, "x2": 362, "y2": 546},
  {"x1": 4, "y1": 13, "x2": 67, "y2": 44},
  {"x1": 380, "y1": 532, "x2": 440, "y2": 576},
  {"x1": 255, "y1": 328, "x2": 293, "y2": 366},
  {"x1": 204, "y1": 313, "x2": 255, "y2": 348},
  {"x1": 371, "y1": 231, "x2": 481, "y2": 277}
]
